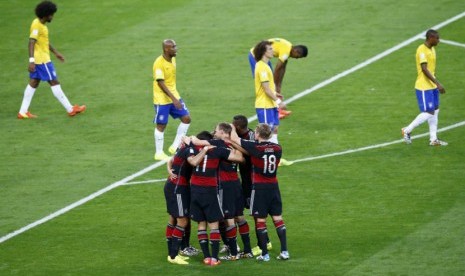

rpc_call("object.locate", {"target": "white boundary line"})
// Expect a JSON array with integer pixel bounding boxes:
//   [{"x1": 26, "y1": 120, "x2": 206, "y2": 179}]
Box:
[
  {"x1": 115, "y1": 120, "x2": 465, "y2": 185},
  {"x1": 441, "y1": 39, "x2": 465, "y2": 48},
  {"x1": 293, "y1": 120, "x2": 465, "y2": 163},
  {"x1": 123, "y1": 178, "x2": 166, "y2": 186},
  {"x1": 0, "y1": 161, "x2": 167, "y2": 244},
  {"x1": 248, "y1": 11, "x2": 465, "y2": 122},
  {"x1": 1, "y1": 11, "x2": 465, "y2": 245}
]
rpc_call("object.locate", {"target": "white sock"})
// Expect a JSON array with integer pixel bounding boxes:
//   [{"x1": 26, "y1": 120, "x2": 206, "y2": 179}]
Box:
[
  {"x1": 19, "y1": 85, "x2": 36, "y2": 114},
  {"x1": 51, "y1": 84, "x2": 73, "y2": 112},
  {"x1": 269, "y1": 134, "x2": 278, "y2": 144},
  {"x1": 404, "y1": 112, "x2": 433, "y2": 133},
  {"x1": 428, "y1": 109, "x2": 439, "y2": 142},
  {"x1": 154, "y1": 128, "x2": 165, "y2": 154},
  {"x1": 170, "y1": 122, "x2": 190, "y2": 150}
]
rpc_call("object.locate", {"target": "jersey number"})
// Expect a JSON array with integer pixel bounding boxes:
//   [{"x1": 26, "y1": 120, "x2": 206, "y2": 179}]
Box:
[
  {"x1": 262, "y1": 154, "x2": 277, "y2": 174},
  {"x1": 196, "y1": 156, "x2": 208, "y2": 173}
]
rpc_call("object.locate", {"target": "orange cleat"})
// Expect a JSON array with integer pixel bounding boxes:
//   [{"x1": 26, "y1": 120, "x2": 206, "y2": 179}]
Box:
[
  {"x1": 68, "y1": 104, "x2": 86, "y2": 117},
  {"x1": 278, "y1": 108, "x2": 292, "y2": 119},
  {"x1": 17, "y1": 111, "x2": 38, "y2": 119}
]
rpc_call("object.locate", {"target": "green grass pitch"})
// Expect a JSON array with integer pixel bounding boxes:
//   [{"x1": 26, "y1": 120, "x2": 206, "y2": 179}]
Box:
[{"x1": 1, "y1": 0, "x2": 464, "y2": 275}]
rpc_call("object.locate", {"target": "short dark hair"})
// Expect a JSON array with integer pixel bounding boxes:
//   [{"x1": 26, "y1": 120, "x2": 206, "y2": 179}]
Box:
[
  {"x1": 232, "y1": 115, "x2": 248, "y2": 130},
  {"x1": 35, "y1": 1, "x2": 57, "y2": 18},
  {"x1": 253, "y1": 40, "x2": 272, "y2": 62},
  {"x1": 196, "y1": 131, "x2": 213, "y2": 140},
  {"x1": 294, "y1": 45, "x2": 308, "y2": 58},
  {"x1": 426, "y1": 29, "x2": 439, "y2": 39}
]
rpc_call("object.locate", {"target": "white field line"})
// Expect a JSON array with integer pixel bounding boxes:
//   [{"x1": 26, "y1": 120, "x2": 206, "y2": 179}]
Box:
[
  {"x1": 0, "y1": 161, "x2": 167, "y2": 244},
  {"x1": 293, "y1": 120, "x2": 465, "y2": 163},
  {"x1": 123, "y1": 178, "x2": 166, "y2": 186},
  {"x1": 247, "y1": 11, "x2": 465, "y2": 123},
  {"x1": 1, "y1": 11, "x2": 464, "y2": 245},
  {"x1": 441, "y1": 39, "x2": 465, "y2": 48},
  {"x1": 116, "y1": 120, "x2": 465, "y2": 185}
]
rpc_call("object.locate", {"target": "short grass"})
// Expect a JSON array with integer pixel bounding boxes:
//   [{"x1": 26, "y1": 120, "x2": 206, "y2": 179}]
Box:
[{"x1": 1, "y1": 0, "x2": 464, "y2": 275}]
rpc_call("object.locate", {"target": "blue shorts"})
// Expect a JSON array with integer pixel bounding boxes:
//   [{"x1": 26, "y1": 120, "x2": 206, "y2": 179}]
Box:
[
  {"x1": 29, "y1": 62, "x2": 58, "y2": 81},
  {"x1": 153, "y1": 99, "x2": 190, "y2": 125},
  {"x1": 248, "y1": 52, "x2": 272, "y2": 78},
  {"x1": 416, "y1": 89, "x2": 439, "y2": 112},
  {"x1": 256, "y1": 108, "x2": 279, "y2": 130}
]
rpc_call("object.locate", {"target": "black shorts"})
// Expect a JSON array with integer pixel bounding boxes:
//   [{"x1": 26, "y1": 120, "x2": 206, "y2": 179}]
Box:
[
  {"x1": 219, "y1": 181, "x2": 244, "y2": 219},
  {"x1": 164, "y1": 182, "x2": 190, "y2": 218},
  {"x1": 190, "y1": 186, "x2": 223, "y2": 223},
  {"x1": 250, "y1": 186, "x2": 282, "y2": 218}
]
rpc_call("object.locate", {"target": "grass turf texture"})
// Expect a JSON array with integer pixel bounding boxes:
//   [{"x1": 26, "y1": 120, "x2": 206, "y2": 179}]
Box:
[{"x1": 1, "y1": 0, "x2": 464, "y2": 275}]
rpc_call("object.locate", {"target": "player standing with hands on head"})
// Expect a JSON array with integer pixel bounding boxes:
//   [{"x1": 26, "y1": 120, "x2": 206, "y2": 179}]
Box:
[
  {"x1": 248, "y1": 38, "x2": 308, "y2": 119},
  {"x1": 18, "y1": 1, "x2": 86, "y2": 119},
  {"x1": 253, "y1": 40, "x2": 293, "y2": 166},
  {"x1": 402, "y1": 29, "x2": 447, "y2": 146},
  {"x1": 153, "y1": 39, "x2": 191, "y2": 161}
]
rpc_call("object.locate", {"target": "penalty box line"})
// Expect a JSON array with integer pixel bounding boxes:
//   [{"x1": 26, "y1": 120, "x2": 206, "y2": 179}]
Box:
[{"x1": 1, "y1": 10, "x2": 465, "y2": 245}]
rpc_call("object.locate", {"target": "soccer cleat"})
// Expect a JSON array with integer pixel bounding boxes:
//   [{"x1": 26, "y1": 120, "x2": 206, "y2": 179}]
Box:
[
  {"x1": 238, "y1": 252, "x2": 254, "y2": 259},
  {"x1": 251, "y1": 242, "x2": 272, "y2": 256},
  {"x1": 256, "y1": 254, "x2": 270, "y2": 262},
  {"x1": 209, "y1": 258, "x2": 221, "y2": 266},
  {"x1": 219, "y1": 244, "x2": 230, "y2": 254},
  {"x1": 276, "y1": 251, "x2": 290, "y2": 260},
  {"x1": 429, "y1": 139, "x2": 448, "y2": 146},
  {"x1": 68, "y1": 104, "x2": 86, "y2": 117},
  {"x1": 279, "y1": 158, "x2": 294, "y2": 166},
  {"x1": 177, "y1": 255, "x2": 189, "y2": 261},
  {"x1": 219, "y1": 254, "x2": 238, "y2": 261},
  {"x1": 401, "y1": 128, "x2": 411, "y2": 144},
  {"x1": 278, "y1": 108, "x2": 292, "y2": 119},
  {"x1": 251, "y1": 246, "x2": 261, "y2": 256},
  {"x1": 154, "y1": 152, "x2": 171, "y2": 161},
  {"x1": 203, "y1": 257, "x2": 212, "y2": 265},
  {"x1": 167, "y1": 255, "x2": 189, "y2": 265},
  {"x1": 180, "y1": 246, "x2": 200, "y2": 256},
  {"x1": 168, "y1": 146, "x2": 177, "y2": 155},
  {"x1": 17, "y1": 111, "x2": 38, "y2": 119}
]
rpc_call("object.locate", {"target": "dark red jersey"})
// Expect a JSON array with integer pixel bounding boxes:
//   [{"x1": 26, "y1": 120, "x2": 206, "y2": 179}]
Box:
[
  {"x1": 190, "y1": 145, "x2": 231, "y2": 188},
  {"x1": 240, "y1": 140, "x2": 282, "y2": 188},
  {"x1": 210, "y1": 139, "x2": 239, "y2": 183},
  {"x1": 167, "y1": 144, "x2": 192, "y2": 186}
]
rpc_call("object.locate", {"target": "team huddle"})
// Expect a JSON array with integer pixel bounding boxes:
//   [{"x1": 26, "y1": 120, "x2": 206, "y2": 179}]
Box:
[
  {"x1": 164, "y1": 119, "x2": 289, "y2": 266},
  {"x1": 154, "y1": 38, "x2": 308, "y2": 266}
]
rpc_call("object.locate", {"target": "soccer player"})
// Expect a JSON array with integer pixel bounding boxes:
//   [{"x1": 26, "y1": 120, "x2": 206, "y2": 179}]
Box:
[
  {"x1": 164, "y1": 137, "x2": 193, "y2": 265},
  {"x1": 187, "y1": 129, "x2": 244, "y2": 266},
  {"x1": 402, "y1": 29, "x2": 447, "y2": 146},
  {"x1": 18, "y1": 1, "x2": 86, "y2": 119},
  {"x1": 248, "y1": 38, "x2": 308, "y2": 119},
  {"x1": 232, "y1": 115, "x2": 255, "y2": 208},
  {"x1": 253, "y1": 40, "x2": 293, "y2": 166},
  {"x1": 228, "y1": 123, "x2": 290, "y2": 262},
  {"x1": 153, "y1": 39, "x2": 191, "y2": 161},
  {"x1": 191, "y1": 123, "x2": 253, "y2": 260}
]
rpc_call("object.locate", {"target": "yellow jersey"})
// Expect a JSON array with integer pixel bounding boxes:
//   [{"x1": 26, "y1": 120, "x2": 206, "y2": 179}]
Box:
[
  {"x1": 415, "y1": 44, "x2": 437, "y2": 90},
  {"x1": 153, "y1": 55, "x2": 180, "y2": 105},
  {"x1": 29, "y1": 18, "x2": 51, "y2": 64},
  {"x1": 250, "y1": 38, "x2": 293, "y2": 62},
  {"x1": 254, "y1": 60, "x2": 277, "y2": 108}
]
